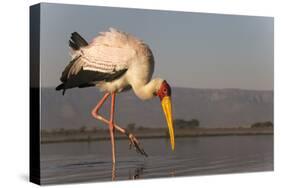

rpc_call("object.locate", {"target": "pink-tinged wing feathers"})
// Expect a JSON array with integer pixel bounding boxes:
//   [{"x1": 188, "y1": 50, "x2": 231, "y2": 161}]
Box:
[
  {"x1": 73, "y1": 28, "x2": 137, "y2": 73},
  {"x1": 81, "y1": 45, "x2": 135, "y2": 73}
]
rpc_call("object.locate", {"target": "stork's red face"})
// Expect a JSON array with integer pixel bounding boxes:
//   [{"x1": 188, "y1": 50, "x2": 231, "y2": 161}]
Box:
[
  {"x1": 156, "y1": 80, "x2": 172, "y2": 100},
  {"x1": 156, "y1": 81, "x2": 175, "y2": 151}
]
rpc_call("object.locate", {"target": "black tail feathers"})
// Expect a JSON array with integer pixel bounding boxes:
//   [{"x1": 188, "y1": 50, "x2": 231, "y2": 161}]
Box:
[
  {"x1": 69, "y1": 32, "x2": 88, "y2": 50},
  {"x1": 55, "y1": 83, "x2": 66, "y2": 95}
]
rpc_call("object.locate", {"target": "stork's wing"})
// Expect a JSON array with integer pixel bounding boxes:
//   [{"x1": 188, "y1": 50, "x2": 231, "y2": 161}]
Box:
[
  {"x1": 82, "y1": 29, "x2": 136, "y2": 72},
  {"x1": 57, "y1": 54, "x2": 128, "y2": 93},
  {"x1": 64, "y1": 28, "x2": 136, "y2": 80},
  {"x1": 60, "y1": 44, "x2": 135, "y2": 82},
  {"x1": 82, "y1": 45, "x2": 135, "y2": 73},
  {"x1": 56, "y1": 29, "x2": 136, "y2": 94}
]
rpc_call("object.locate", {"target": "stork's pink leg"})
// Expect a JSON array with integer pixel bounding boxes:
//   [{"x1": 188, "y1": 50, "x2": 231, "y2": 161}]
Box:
[
  {"x1": 92, "y1": 93, "x2": 111, "y2": 119},
  {"x1": 91, "y1": 92, "x2": 116, "y2": 163},
  {"x1": 92, "y1": 93, "x2": 148, "y2": 157},
  {"x1": 109, "y1": 93, "x2": 116, "y2": 164}
]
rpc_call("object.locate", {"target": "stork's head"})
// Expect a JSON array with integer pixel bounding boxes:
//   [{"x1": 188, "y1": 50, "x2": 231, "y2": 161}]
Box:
[{"x1": 155, "y1": 80, "x2": 175, "y2": 151}]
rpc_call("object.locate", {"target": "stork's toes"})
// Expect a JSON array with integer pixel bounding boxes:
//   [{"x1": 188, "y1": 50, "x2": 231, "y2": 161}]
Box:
[{"x1": 128, "y1": 133, "x2": 148, "y2": 157}]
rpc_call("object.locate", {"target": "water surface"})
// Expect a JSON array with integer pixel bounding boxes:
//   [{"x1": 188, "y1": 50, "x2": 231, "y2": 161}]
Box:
[{"x1": 41, "y1": 135, "x2": 273, "y2": 184}]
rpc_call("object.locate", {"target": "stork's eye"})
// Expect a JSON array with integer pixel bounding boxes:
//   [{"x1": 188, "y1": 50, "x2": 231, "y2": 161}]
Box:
[{"x1": 163, "y1": 88, "x2": 167, "y2": 93}]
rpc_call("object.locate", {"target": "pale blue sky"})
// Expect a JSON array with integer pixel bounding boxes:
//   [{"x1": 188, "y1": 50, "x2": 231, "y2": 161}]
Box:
[{"x1": 40, "y1": 3, "x2": 273, "y2": 90}]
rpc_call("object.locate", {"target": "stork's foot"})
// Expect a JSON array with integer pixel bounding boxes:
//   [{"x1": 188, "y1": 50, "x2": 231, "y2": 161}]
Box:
[{"x1": 128, "y1": 133, "x2": 148, "y2": 157}]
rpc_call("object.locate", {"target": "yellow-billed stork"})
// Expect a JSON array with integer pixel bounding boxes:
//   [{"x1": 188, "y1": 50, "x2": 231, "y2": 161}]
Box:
[{"x1": 56, "y1": 28, "x2": 175, "y2": 164}]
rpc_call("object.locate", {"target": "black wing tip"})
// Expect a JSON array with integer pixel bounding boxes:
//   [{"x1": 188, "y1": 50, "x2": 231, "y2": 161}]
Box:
[
  {"x1": 71, "y1": 31, "x2": 79, "y2": 36},
  {"x1": 69, "y1": 32, "x2": 88, "y2": 50},
  {"x1": 55, "y1": 83, "x2": 64, "y2": 90},
  {"x1": 69, "y1": 40, "x2": 79, "y2": 50},
  {"x1": 55, "y1": 84, "x2": 66, "y2": 95}
]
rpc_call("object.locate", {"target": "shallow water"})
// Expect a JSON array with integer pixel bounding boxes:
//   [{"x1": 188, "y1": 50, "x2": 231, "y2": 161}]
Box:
[{"x1": 40, "y1": 135, "x2": 273, "y2": 184}]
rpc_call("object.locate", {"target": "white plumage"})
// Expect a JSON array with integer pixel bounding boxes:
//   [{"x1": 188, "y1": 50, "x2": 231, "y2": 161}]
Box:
[{"x1": 63, "y1": 28, "x2": 159, "y2": 98}]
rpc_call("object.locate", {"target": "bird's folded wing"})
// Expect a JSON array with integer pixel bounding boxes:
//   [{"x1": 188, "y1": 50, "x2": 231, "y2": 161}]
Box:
[
  {"x1": 82, "y1": 45, "x2": 136, "y2": 73},
  {"x1": 60, "y1": 55, "x2": 86, "y2": 82},
  {"x1": 60, "y1": 54, "x2": 128, "y2": 90}
]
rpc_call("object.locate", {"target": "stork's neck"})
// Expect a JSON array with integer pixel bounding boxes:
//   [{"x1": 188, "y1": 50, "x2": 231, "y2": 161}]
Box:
[{"x1": 132, "y1": 78, "x2": 163, "y2": 100}]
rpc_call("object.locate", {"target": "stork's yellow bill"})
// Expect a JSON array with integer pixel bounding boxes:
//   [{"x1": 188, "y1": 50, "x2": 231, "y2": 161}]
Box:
[{"x1": 161, "y1": 96, "x2": 175, "y2": 151}]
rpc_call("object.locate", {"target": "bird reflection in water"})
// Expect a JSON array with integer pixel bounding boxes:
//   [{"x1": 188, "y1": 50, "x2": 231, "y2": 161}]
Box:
[
  {"x1": 111, "y1": 163, "x2": 176, "y2": 180},
  {"x1": 112, "y1": 163, "x2": 116, "y2": 181},
  {"x1": 111, "y1": 163, "x2": 145, "y2": 180},
  {"x1": 170, "y1": 169, "x2": 176, "y2": 177},
  {"x1": 128, "y1": 166, "x2": 145, "y2": 180}
]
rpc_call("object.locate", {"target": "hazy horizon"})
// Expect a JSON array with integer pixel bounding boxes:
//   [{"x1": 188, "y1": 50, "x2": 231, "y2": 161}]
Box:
[
  {"x1": 40, "y1": 3, "x2": 274, "y2": 90},
  {"x1": 41, "y1": 86, "x2": 273, "y2": 130}
]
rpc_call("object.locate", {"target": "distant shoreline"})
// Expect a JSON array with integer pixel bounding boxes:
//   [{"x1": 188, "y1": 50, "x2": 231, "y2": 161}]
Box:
[{"x1": 41, "y1": 127, "x2": 273, "y2": 144}]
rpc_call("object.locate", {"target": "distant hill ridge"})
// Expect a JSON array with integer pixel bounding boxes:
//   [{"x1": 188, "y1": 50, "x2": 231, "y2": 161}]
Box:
[{"x1": 41, "y1": 87, "x2": 273, "y2": 129}]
